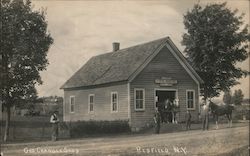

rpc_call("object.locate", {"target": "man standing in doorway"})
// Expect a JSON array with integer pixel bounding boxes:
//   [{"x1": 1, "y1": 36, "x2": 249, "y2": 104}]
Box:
[
  {"x1": 164, "y1": 99, "x2": 173, "y2": 123},
  {"x1": 50, "y1": 111, "x2": 60, "y2": 141}
]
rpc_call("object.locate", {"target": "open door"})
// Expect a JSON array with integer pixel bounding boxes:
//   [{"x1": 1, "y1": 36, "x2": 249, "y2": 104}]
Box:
[{"x1": 155, "y1": 90, "x2": 177, "y2": 123}]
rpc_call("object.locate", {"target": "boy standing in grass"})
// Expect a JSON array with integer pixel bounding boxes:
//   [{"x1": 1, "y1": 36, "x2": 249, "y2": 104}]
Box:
[{"x1": 50, "y1": 111, "x2": 59, "y2": 141}]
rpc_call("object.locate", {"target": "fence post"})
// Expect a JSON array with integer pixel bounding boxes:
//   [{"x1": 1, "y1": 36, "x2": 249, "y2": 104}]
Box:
[{"x1": 13, "y1": 122, "x2": 15, "y2": 140}]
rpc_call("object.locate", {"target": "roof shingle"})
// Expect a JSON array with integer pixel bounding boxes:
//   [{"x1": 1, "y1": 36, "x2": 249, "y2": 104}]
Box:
[{"x1": 61, "y1": 37, "x2": 202, "y2": 89}]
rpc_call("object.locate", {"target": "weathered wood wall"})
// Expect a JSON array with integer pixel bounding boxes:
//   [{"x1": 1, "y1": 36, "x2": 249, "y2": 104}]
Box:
[
  {"x1": 63, "y1": 83, "x2": 129, "y2": 122},
  {"x1": 130, "y1": 46, "x2": 199, "y2": 131}
]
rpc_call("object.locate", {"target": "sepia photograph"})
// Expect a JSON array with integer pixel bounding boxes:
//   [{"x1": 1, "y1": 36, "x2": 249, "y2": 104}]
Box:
[{"x1": 0, "y1": 0, "x2": 249, "y2": 155}]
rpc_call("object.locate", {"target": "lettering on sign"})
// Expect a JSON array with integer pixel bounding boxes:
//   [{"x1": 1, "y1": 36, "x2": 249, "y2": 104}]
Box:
[{"x1": 155, "y1": 77, "x2": 177, "y2": 86}]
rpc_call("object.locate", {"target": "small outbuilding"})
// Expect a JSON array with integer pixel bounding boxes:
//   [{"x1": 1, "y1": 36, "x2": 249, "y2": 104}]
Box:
[{"x1": 61, "y1": 37, "x2": 203, "y2": 131}]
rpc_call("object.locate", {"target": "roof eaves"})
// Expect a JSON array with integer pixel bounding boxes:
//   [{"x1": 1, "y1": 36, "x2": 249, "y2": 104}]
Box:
[{"x1": 61, "y1": 80, "x2": 128, "y2": 90}]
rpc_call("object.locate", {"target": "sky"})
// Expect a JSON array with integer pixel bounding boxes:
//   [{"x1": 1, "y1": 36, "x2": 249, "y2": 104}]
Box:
[{"x1": 32, "y1": 0, "x2": 249, "y2": 99}]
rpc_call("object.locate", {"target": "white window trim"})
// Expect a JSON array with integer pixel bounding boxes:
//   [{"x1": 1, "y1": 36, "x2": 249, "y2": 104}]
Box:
[
  {"x1": 134, "y1": 88, "x2": 145, "y2": 111},
  {"x1": 186, "y1": 90, "x2": 195, "y2": 110},
  {"x1": 111, "y1": 92, "x2": 118, "y2": 113},
  {"x1": 69, "y1": 96, "x2": 75, "y2": 113},
  {"x1": 88, "y1": 94, "x2": 95, "y2": 113}
]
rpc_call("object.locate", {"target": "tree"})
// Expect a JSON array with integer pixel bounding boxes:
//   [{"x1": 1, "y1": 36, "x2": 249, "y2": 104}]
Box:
[
  {"x1": 223, "y1": 90, "x2": 233, "y2": 104},
  {"x1": 233, "y1": 89, "x2": 244, "y2": 105},
  {"x1": 0, "y1": 0, "x2": 53, "y2": 141},
  {"x1": 182, "y1": 2, "x2": 249, "y2": 99}
]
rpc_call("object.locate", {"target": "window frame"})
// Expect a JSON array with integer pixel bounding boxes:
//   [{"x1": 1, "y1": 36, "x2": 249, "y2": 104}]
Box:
[
  {"x1": 69, "y1": 96, "x2": 75, "y2": 113},
  {"x1": 88, "y1": 94, "x2": 95, "y2": 113},
  {"x1": 186, "y1": 90, "x2": 195, "y2": 110},
  {"x1": 111, "y1": 92, "x2": 118, "y2": 113},
  {"x1": 134, "y1": 88, "x2": 145, "y2": 111}
]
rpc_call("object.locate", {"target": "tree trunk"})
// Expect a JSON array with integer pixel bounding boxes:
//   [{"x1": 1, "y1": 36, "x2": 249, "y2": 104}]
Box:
[{"x1": 4, "y1": 106, "x2": 11, "y2": 142}]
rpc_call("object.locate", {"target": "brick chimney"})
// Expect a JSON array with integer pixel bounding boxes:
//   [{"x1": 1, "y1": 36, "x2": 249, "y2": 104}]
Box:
[{"x1": 112, "y1": 42, "x2": 120, "y2": 52}]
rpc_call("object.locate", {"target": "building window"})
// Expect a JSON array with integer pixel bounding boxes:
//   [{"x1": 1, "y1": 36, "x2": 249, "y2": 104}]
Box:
[
  {"x1": 89, "y1": 94, "x2": 94, "y2": 112},
  {"x1": 186, "y1": 90, "x2": 195, "y2": 109},
  {"x1": 134, "y1": 88, "x2": 145, "y2": 111},
  {"x1": 111, "y1": 92, "x2": 118, "y2": 112},
  {"x1": 70, "y1": 96, "x2": 75, "y2": 113}
]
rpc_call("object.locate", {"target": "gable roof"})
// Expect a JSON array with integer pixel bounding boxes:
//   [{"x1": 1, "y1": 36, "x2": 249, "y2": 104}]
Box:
[{"x1": 61, "y1": 37, "x2": 203, "y2": 89}]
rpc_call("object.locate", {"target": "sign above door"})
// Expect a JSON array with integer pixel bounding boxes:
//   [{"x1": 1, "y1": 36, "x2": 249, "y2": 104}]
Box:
[{"x1": 155, "y1": 77, "x2": 177, "y2": 86}]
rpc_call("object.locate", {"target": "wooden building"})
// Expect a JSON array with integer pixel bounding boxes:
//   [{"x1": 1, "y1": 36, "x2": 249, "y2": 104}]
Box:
[{"x1": 61, "y1": 37, "x2": 203, "y2": 131}]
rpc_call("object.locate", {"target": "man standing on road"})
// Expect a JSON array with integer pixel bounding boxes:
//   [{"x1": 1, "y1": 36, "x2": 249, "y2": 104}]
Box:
[
  {"x1": 154, "y1": 108, "x2": 161, "y2": 134},
  {"x1": 50, "y1": 111, "x2": 60, "y2": 141},
  {"x1": 201, "y1": 100, "x2": 209, "y2": 130},
  {"x1": 185, "y1": 110, "x2": 192, "y2": 130}
]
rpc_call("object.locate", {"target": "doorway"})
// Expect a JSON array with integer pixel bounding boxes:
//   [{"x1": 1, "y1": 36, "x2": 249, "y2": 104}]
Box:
[
  {"x1": 155, "y1": 90, "x2": 177, "y2": 123},
  {"x1": 155, "y1": 90, "x2": 176, "y2": 108}
]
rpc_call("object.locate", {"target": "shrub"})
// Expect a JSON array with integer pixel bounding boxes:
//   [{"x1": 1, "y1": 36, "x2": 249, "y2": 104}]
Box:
[
  {"x1": 64, "y1": 120, "x2": 130, "y2": 138},
  {"x1": 233, "y1": 106, "x2": 250, "y2": 120}
]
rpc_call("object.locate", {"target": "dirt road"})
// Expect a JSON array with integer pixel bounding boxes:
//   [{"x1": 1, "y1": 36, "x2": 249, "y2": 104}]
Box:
[{"x1": 2, "y1": 125, "x2": 249, "y2": 156}]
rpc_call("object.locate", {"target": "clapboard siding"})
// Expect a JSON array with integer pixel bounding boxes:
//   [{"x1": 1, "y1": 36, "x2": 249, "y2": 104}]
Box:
[
  {"x1": 130, "y1": 46, "x2": 199, "y2": 130},
  {"x1": 64, "y1": 83, "x2": 129, "y2": 121}
]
